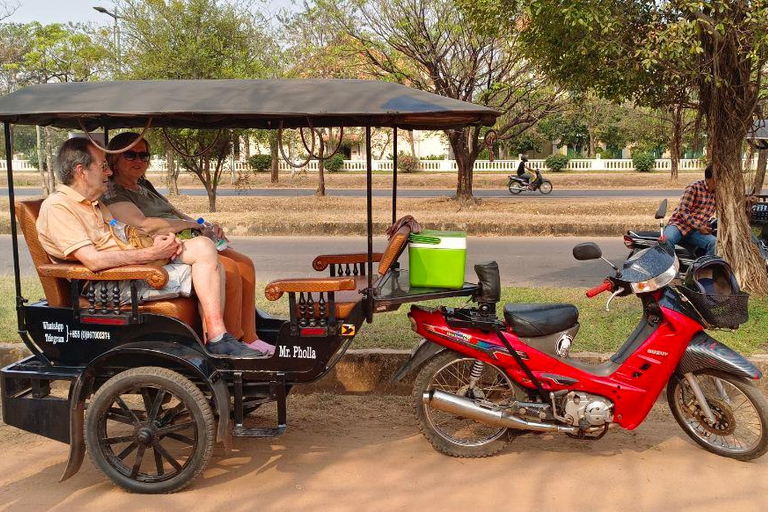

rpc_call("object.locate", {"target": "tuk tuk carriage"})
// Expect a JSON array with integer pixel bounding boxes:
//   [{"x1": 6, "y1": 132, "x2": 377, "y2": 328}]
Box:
[{"x1": 0, "y1": 79, "x2": 499, "y2": 493}]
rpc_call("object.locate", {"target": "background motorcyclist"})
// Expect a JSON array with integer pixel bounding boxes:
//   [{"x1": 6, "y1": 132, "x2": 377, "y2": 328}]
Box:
[
  {"x1": 663, "y1": 164, "x2": 717, "y2": 255},
  {"x1": 516, "y1": 155, "x2": 535, "y2": 188}
]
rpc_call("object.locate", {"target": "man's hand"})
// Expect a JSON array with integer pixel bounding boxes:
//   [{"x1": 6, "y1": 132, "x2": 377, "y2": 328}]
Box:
[
  {"x1": 212, "y1": 223, "x2": 228, "y2": 241},
  {"x1": 700, "y1": 225, "x2": 713, "y2": 235},
  {"x1": 152, "y1": 234, "x2": 182, "y2": 260}
]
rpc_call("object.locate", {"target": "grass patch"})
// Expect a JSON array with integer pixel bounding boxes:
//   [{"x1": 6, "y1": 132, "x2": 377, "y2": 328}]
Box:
[{"x1": 3, "y1": 276, "x2": 767, "y2": 355}]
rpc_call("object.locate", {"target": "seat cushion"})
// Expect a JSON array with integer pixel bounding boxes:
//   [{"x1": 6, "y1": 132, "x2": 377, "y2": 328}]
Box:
[{"x1": 504, "y1": 303, "x2": 579, "y2": 337}]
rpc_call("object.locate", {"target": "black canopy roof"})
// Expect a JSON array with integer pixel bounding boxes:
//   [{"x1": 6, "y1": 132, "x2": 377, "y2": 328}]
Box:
[{"x1": 0, "y1": 79, "x2": 500, "y2": 131}]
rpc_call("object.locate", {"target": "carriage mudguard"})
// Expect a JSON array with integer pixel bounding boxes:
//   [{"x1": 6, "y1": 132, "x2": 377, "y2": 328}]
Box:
[
  {"x1": 676, "y1": 332, "x2": 761, "y2": 380},
  {"x1": 60, "y1": 341, "x2": 230, "y2": 482},
  {"x1": 391, "y1": 339, "x2": 447, "y2": 383}
]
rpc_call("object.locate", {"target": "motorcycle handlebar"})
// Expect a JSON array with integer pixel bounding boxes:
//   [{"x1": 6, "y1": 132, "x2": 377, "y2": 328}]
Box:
[{"x1": 586, "y1": 279, "x2": 614, "y2": 298}]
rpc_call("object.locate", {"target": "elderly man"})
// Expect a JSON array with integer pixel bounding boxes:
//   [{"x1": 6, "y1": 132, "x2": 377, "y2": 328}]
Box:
[{"x1": 36, "y1": 137, "x2": 262, "y2": 357}]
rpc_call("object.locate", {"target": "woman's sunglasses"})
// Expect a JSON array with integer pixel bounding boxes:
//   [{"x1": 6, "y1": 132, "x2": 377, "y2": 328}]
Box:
[{"x1": 123, "y1": 150, "x2": 151, "y2": 162}]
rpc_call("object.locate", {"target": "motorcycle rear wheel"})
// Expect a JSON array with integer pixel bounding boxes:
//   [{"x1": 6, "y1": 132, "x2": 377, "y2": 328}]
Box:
[
  {"x1": 538, "y1": 180, "x2": 553, "y2": 194},
  {"x1": 508, "y1": 182, "x2": 523, "y2": 194},
  {"x1": 667, "y1": 370, "x2": 768, "y2": 461},
  {"x1": 413, "y1": 352, "x2": 518, "y2": 458}
]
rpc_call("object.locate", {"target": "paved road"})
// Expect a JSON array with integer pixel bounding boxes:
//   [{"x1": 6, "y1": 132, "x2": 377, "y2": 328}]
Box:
[
  {"x1": 1, "y1": 235, "x2": 628, "y2": 288},
  {"x1": 1, "y1": 395, "x2": 766, "y2": 511},
  {"x1": 3, "y1": 186, "x2": 691, "y2": 198}
]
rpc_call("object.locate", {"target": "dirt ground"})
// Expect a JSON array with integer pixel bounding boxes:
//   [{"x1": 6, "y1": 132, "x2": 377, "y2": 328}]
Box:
[{"x1": 1, "y1": 394, "x2": 767, "y2": 511}]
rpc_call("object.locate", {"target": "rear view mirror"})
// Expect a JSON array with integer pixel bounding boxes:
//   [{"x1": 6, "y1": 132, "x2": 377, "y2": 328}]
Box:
[
  {"x1": 573, "y1": 242, "x2": 603, "y2": 261},
  {"x1": 654, "y1": 199, "x2": 668, "y2": 220}
]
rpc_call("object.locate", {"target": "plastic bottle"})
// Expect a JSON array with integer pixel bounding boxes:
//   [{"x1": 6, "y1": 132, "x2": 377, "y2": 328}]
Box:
[
  {"x1": 109, "y1": 218, "x2": 129, "y2": 244},
  {"x1": 196, "y1": 217, "x2": 228, "y2": 251}
]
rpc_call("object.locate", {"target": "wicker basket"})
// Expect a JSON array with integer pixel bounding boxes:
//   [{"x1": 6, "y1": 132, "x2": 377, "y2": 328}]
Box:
[{"x1": 680, "y1": 288, "x2": 749, "y2": 329}]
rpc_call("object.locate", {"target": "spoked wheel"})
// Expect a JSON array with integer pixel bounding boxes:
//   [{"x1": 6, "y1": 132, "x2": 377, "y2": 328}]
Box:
[
  {"x1": 508, "y1": 182, "x2": 523, "y2": 194},
  {"x1": 538, "y1": 180, "x2": 553, "y2": 194},
  {"x1": 85, "y1": 367, "x2": 215, "y2": 493},
  {"x1": 413, "y1": 352, "x2": 520, "y2": 457},
  {"x1": 667, "y1": 370, "x2": 768, "y2": 461}
]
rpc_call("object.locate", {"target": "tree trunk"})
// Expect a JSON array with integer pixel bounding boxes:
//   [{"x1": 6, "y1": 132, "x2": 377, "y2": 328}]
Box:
[
  {"x1": 270, "y1": 133, "x2": 279, "y2": 184},
  {"x1": 698, "y1": 20, "x2": 768, "y2": 294},
  {"x1": 669, "y1": 105, "x2": 683, "y2": 181},
  {"x1": 708, "y1": 115, "x2": 767, "y2": 294},
  {"x1": 448, "y1": 128, "x2": 476, "y2": 200},
  {"x1": 203, "y1": 159, "x2": 216, "y2": 212},
  {"x1": 752, "y1": 149, "x2": 768, "y2": 195},
  {"x1": 587, "y1": 125, "x2": 597, "y2": 158},
  {"x1": 35, "y1": 125, "x2": 50, "y2": 196},
  {"x1": 316, "y1": 136, "x2": 325, "y2": 197},
  {"x1": 166, "y1": 148, "x2": 179, "y2": 195},
  {"x1": 408, "y1": 130, "x2": 417, "y2": 156},
  {"x1": 44, "y1": 126, "x2": 55, "y2": 192}
]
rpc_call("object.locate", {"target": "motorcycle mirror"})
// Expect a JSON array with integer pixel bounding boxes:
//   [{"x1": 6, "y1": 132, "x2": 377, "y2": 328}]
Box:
[
  {"x1": 654, "y1": 199, "x2": 668, "y2": 220},
  {"x1": 573, "y1": 242, "x2": 603, "y2": 261}
]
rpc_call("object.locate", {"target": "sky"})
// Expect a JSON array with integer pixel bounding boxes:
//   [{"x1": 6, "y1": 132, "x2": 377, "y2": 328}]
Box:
[{"x1": 5, "y1": 0, "x2": 297, "y2": 25}]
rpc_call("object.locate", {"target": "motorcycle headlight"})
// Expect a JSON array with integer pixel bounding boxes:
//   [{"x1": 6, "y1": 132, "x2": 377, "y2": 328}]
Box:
[{"x1": 630, "y1": 258, "x2": 679, "y2": 293}]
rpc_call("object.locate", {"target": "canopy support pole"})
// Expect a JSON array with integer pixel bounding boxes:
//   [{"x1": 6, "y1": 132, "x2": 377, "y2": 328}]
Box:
[
  {"x1": 392, "y1": 128, "x2": 398, "y2": 225},
  {"x1": 4, "y1": 122, "x2": 23, "y2": 330},
  {"x1": 366, "y1": 125, "x2": 374, "y2": 323}
]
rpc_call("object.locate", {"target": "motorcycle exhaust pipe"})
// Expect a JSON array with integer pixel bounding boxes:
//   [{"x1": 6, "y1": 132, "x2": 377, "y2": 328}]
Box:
[{"x1": 424, "y1": 389, "x2": 579, "y2": 434}]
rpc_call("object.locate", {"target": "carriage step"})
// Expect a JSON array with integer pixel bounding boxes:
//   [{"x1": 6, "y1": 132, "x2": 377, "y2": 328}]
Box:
[{"x1": 233, "y1": 425, "x2": 286, "y2": 438}]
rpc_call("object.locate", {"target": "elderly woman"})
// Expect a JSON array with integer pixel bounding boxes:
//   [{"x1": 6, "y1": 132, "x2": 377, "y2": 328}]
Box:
[{"x1": 101, "y1": 132, "x2": 272, "y2": 354}]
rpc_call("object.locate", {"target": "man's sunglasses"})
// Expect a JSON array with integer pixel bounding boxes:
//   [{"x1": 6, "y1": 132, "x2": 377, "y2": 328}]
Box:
[{"x1": 123, "y1": 150, "x2": 151, "y2": 162}]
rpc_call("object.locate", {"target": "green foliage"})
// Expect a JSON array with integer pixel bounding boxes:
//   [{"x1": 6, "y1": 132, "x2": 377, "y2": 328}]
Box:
[
  {"x1": 249, "y1": 154, "x2": 272, "y2": 172},
  {"x1": 396, "y1": 152, "x2": 420, "y2": 173},
  {"x1": 324, "y1": 153, "x2": 346, "y2": 172},
  {"x1": 632, "y1": 152, "x2": 657, "y2": 173},
  {"x1": 506, "y1": 131, "x2": 544, "y2": 156},
  {"x1": 422, "y1": 154, "x2": 446, "y2": 160},
  {"x1": 544, "y1": 154, "x2": 570, "y2": 172}
]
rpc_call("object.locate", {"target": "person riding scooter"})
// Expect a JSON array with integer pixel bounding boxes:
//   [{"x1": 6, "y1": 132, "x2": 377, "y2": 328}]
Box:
[
  {"x1": 663, "y1": 164, "x2": 717, "y2": 256},
  {"x1": 516, "y1": 155, "x2": 535, "y2": 189}
]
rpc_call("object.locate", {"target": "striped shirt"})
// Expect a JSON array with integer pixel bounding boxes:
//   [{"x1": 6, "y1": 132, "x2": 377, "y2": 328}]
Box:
[{"x1": 668, "y1": 180, "x2": 716, "y2": 236}]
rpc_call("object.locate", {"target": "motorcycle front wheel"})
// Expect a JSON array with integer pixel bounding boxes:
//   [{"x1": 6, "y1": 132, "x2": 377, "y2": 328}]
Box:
[
  {"x1": 667, "y1": 370, "x2": 768, "y2": 460},
  {"x1": 413, "y1": 352, "x2": 519, "y2": 457},
  {"x1": 538, "y1": 180, "x2": 553, "y2": 194}
]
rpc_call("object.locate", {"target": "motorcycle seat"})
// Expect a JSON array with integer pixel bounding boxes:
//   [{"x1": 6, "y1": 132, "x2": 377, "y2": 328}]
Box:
[{"x1": 503, "y1": 303, "x2": 579, "y2": 337}]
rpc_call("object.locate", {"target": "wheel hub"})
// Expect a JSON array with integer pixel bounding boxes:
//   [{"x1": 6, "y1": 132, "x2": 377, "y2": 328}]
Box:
[
  {"x1": 136, "y1": 427, "x2": 154, "y2": 446},
  {"x1": 695, "y1": 400, "x2": 736, "y2": 436}
]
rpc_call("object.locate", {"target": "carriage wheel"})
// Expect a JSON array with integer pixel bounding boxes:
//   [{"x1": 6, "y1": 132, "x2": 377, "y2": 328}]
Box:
[{"x1": 85, "y1": 367, "x2": 215, "y2": 494}]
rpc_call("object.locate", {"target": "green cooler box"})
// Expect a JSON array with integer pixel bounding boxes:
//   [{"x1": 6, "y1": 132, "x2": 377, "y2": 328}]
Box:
[{"x1": 409, "y1": 230, "x2": 467, "y2": 289}]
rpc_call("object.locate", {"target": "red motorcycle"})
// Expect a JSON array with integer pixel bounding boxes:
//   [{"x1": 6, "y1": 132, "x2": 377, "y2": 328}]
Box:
[{"x1": 394, "y1": 242, "x2": 768, "y2": 460}]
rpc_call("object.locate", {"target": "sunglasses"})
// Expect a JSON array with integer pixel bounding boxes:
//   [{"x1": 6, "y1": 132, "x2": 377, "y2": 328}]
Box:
[{"x1": 123, "y1": 150, "x2": 151, "y2": 162}]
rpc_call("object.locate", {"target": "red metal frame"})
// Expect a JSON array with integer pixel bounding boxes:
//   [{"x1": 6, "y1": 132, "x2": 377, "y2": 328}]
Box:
[{"x1": 410, "y1": 303, "x2": 702, "y2": 430}]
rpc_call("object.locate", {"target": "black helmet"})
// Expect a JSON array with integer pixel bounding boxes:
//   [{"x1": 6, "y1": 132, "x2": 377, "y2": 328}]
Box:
[
  {"x1": 683, "y1": 256, "x2": 740, "y2": 296},
  {"x1": 521, "y1": 155, "x2": 528, "y2": 162},
  {"x1": 680, "y1": 256, "x2": 748, "y2": 329}
]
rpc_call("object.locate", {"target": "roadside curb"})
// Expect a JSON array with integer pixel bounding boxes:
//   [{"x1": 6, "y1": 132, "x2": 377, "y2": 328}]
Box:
[{"x1": 4, "y1": 343, "x2": 768, "y2": 395}]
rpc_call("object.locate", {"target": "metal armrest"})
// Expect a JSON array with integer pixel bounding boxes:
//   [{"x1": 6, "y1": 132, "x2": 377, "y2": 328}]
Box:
[
  {"x1": 264, "y1": 277, "x2": 356, "y2": 301},
  {"x1": 312, "y1": 253, "x2": 383, "y2": 271},
  {"x1": 37, "y1": 263, "x2": 169, "y2": 290}
]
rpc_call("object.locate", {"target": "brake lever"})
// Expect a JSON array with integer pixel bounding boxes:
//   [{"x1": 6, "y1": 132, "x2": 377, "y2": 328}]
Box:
[{"x1": 605, "y1": 287, "x2": 625, "y2": 312}]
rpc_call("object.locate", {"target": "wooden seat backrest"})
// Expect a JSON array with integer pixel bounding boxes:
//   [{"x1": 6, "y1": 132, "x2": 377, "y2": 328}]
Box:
[
  {"x1": 377, "y1": 224, "x2": 411, "y2": 277},
  {"x1": 16, "y1": 199, "x2": 72, "y2": 307}
]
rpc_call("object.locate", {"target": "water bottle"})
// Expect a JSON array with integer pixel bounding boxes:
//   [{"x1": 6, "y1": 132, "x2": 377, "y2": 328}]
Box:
[
  {"x1": 196, "y1": 217, "x2": 228, "y2": 251},
  {"x1": 109, "y1": 218, "x2": 129, "y2": 244}
]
